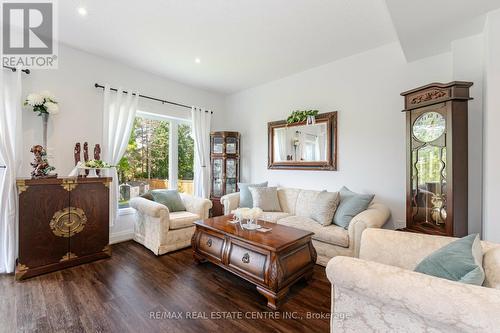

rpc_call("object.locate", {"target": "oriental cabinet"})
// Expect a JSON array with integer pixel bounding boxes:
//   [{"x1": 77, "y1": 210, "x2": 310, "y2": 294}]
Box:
[
  {"x1": 401, "y1": 81, "x2": 472, "y2": 237},
  {"x1": 210, "y1": 131, "x2": 240, "y2": 216},
  {"x1": 16, "y1": 177, "x2": 111, "y2": 280}
]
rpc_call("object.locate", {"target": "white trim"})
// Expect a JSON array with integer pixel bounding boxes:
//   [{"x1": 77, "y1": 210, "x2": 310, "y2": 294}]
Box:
[
  {"x1": 118, "y1": 207, "x2": 136, "y2": 216},
  {"x1": 137, "y1": 110, "x2": 191, "y2": 124},
  {"x1": 110, "y1": 229, "x2": 134, "y2": 244}
]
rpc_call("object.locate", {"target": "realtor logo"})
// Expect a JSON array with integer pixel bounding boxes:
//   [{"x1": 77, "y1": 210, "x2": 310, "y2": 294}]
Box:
[{"x1": 1, "y1": 0, "x2": 58, "y2": 69}]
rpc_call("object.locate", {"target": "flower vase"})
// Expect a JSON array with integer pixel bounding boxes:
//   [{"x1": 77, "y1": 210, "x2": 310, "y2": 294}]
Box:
[{"x1": 41, "y1": 113, "x2": 49, "y2": 149}]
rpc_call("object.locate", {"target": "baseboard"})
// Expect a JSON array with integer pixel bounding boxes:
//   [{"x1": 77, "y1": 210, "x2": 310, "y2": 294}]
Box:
[{"x1": 110, "y1": 229, "x2": 134, "y2": 244}]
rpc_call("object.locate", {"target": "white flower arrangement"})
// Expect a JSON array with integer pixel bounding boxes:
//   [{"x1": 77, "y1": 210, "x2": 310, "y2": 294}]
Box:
[
  {"x1": 24, "y1": 91, "x2": 59, "y2": 115},
  {"x1": 234, "y1": 207, "x2": 263, "y2": 221}
]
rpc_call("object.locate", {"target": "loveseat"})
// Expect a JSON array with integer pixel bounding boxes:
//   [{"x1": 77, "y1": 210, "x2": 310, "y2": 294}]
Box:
[
  {"x1": 221, "y1": 187, "x2": 390, "y2": 266},
  {"x1": 326, "y1": 229, "x2": 500, "y2": 332},
  {"x1": 130, "y1": 193, "x2": 212, "y2": 255}
]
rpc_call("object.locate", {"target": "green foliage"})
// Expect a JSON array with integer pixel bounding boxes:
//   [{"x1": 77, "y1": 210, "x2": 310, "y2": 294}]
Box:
[
  {"x1": 117, "y1": 117, "x2": 194, "y2": 184},
  {"x1": 286, "y1": 110, "x2": 319, "y2": 124},
  {"x1": 178, "y1": 124, "x2": 194, "y2": 180}
]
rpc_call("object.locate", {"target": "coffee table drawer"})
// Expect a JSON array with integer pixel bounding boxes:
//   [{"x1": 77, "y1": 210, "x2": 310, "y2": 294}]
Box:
[
  {"x1": 228, "y1": 242, "x2": 269, "y2": 282},
  {"x1": 198, "y1": 232, "x2": 224, "y2": 261}
]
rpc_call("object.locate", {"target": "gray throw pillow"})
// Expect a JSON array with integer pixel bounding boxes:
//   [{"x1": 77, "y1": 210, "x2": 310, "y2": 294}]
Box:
[
  {"x1": 238, "y1": 181, "x2": 268, "y2": 208},
  {"x1": 333, "y1": 186, "x2": 374, "y2": 229},
  {"x1": 310, "y1": 191, "x2": 340, "y2": 226},
  {"x1": 248, "y1": 186, "x2": 282, "y2": 212},
  {"x1": 151, "y1": 189, "x2": 186, "y2": 212},
  {"x1": 415, "y1": 234, "x2": 485, "y2": 286}
]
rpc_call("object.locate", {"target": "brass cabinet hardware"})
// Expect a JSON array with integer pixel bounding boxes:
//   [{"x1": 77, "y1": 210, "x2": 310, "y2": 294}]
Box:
[
  {"x1": 60, "y1": 252, "x2": 78, "y2": 262},
  {"x1": 206, "y1": 238, "x2": 212, "y2": 247},
  {"x1": 16, "y1": 180, "x2": 28, "y2": 194},
  {"x1": 50, "y1": 207, "x2": 87, "y2": 238},
  {"x1": 61, "y1": 179, "x2": 78, "y2": 192}
]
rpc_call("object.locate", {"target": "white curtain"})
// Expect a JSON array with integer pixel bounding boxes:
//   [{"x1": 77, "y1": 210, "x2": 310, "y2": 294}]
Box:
[
  {"x1": 191, "y1": 107, "x2": 212, "y2": 198},
  {"x1": 0, "y1": 69, "x2": 22, "y2": 273},
  {"x1": 102, "y1": 84, "x2": 138, "y2": 226}
]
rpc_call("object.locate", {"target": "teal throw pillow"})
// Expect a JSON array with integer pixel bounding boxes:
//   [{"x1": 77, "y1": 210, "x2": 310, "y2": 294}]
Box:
[
  {"x1": 414, "y1": 234, "x2": 485, "y2": 286},
  {"x1": 238, "y1": 181, "x2": 268, "y2": 208},
  {"x1": 333, "y1": 186, "x2": 374, "y2": 229},
  {"x1": 151, "y1": 189, "x2": 186, "y2": 212}
]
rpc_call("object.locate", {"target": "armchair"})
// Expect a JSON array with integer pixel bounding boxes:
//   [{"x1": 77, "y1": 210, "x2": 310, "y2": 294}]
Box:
[
  {"x1": 326, "y1": 229, "x2": 500, "y2": 332},
  {"x1": 130, "y1": 193, "x2": 212, "y2": 255}
]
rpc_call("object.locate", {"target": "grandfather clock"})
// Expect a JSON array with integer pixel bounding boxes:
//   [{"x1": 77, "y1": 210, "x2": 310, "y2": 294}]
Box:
[{"x1": 401, "y1": 81, "x2": 472, "y2": 237}]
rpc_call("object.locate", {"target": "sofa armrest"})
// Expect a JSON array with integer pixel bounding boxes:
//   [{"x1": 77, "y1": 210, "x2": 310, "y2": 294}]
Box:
[
  {"x1": 220, "y1": 192, "x2": 240, "y2": 215},
  {"x1": 327, "y1": 256, "x2": 500, "y2": 332},
  {"x1": 179, "y1": 193, "x2": 212, "y2": 219},
  {"x1": 348, "y1": 202, "x2": 390, "y2": 257},
  {"x1": 130, "y1": 197, "x2": 169, "y2": 217}
]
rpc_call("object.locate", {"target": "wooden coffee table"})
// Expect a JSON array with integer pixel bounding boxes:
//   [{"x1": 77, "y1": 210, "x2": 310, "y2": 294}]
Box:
[{"x1": 192, "y1": 215, "x2": 316, "y2": 309}]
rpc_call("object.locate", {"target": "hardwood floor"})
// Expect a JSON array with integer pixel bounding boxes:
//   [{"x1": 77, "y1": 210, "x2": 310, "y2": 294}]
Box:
[{"x1": 0, "y1": 241, "x2": 331, "y2": 333}]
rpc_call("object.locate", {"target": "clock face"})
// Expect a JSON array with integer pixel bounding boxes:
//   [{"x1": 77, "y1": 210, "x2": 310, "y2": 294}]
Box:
[{"x1": 413, "y1": 111, "x2": 446, "y2": 143}]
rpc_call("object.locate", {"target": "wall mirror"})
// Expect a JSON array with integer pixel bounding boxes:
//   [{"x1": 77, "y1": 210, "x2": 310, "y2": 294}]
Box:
[{"x1": 268, "y1": 111, "x2": 337, "y2": 170}]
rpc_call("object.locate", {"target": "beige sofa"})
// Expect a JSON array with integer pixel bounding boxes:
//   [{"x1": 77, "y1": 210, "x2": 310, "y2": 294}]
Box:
[
  {"x1": 327, "y1": 229, "x2": 500, "y2": 332},
  {"x1": 221, "y1": 187, "x2": 390, "y2": 266},
  {"x1": 130, "y1": 193, "x2": 212, "y2": 255}
]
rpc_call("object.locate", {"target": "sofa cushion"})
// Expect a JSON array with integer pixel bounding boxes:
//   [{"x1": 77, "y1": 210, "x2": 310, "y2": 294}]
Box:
[
  {"x1": 259, "y1": 212, "x2": 290, "y2": 223},
  {"x1": 238, "y1": 181, "x2": 268, "y2": 208},
  {"x1": 483, "y1": 246, "x2": 500, "y2": 289},
  {"x1": 278, "y1": 216, "x2": 349, "y2": 248},
  {"x1": 249, "y1": 187, "x2": 282, "y2": 212},
  {"x1": 415, "y1": 234, "x2": 485, "y2": 286},
  {"x1": 294, "y1": 190, "x2": 322, "y2": 218},
  {"x1": 151, "y1": 189, "x2": 186, "y2": 212},
  {"x1": 310, "y1": 191, "x2": 340, "y2": 226},
  {"x1": 333, "y1": 186, "x2": 374, "y2": 229},
  {"x1": 277, "y1": 188, "x2": 301, "y2": 214},
  {"x1": 169, "y1": 211, "x2": 200, "y2": 230}
]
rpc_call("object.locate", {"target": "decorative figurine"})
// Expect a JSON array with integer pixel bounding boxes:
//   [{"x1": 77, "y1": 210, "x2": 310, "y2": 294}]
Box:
[
  {"x1": 74, "y1": 142, "x2": 81, "y2": 166},
  {"x1": 94, "y1": 144, "x2": 101, "y2": 176},
  {"x1": 30, "y1": 145, "x2": 57, "y2": 179},
  {"x1": 83, "y1": 142, "x2": 89, "y2": 176}
]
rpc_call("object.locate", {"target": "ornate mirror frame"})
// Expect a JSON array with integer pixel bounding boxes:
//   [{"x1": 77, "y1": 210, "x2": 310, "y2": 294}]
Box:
[{"x1": 267, "y1": 111, "x2": 337, "y2": 171}]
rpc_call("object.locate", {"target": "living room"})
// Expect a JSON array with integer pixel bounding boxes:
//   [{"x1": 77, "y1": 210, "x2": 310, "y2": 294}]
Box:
[{"x1": 1, "y1": 1, "x2": 500, "y2": 332}]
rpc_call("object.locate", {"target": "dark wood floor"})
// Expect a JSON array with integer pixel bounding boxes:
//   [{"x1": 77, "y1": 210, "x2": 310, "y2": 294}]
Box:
[{"x1": 0, "y1": 241, "x2": 331, "y2": 333}]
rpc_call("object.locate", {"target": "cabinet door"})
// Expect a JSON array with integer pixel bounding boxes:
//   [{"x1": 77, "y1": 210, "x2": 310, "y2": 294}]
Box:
[
  {"x1": 225, "y1": 136, "x2": 238, "y2": 155},
  {"x1": 212, "y1": 158, "x2": 224, "y2": 197},
  {"x1": 225, "y1": 158, "x2": 238, "y2": 194},
  {"x1": 69, "y1": 181, "x2": 109, "y2": 257},
  {"x1": 18, "y1": 183, "x2": 69, "y2": 268}
]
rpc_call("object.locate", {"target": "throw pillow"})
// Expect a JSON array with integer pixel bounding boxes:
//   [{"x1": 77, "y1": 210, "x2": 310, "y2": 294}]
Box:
[
  {"x1": 414, "y1": 234, "x2": 485, "y2": 286},
  {"x1": 140, "y1": 191, "x2": 154, "y2": 201},
  {"x1": 238, "y1": 181, "x2": 268, "y2": 208},
  {"x1": 310, "y1": 191, "x2": 340, "y2": 226},
  {"x1": 151, "y1": 189, "x2": 186, "y2": 212},
  {"x1": 333, "y1": 186, "x2": 374, "y2": 229},
  {"x1": 248, "y1": 186, "x2": 282, "y2": 212}
]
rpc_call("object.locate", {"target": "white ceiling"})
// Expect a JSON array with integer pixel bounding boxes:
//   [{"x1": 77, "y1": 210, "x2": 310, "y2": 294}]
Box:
[
  {"x1": 386, "y1": 0, "x2": 500, "y2": 61},
  {"x1": 58, "y1": 0, "x2": 500, "y2": 94}
]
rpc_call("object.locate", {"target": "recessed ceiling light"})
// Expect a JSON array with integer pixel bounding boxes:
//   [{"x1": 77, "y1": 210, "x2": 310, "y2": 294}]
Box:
[
  {"x1": 77, "y1": 7, "x2": 87, "y2": 16},
  {"x1": 195, "y1": 58, "x2": 201, "y2": 64}
]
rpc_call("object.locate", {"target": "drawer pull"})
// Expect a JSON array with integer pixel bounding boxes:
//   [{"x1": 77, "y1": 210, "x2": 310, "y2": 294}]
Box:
[
  {"x1": 206, "y1": 239, "x2": 212, "y2": 247},
  {"x1": 242, "y1": 253, "x2": 250, "y2": 264}
]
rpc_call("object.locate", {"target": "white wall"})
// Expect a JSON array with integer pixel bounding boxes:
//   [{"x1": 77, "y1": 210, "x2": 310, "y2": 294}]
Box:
[
  {"x1": 21, "y1": 44, "x2": 226, "y2": 241},
  {"x1": 452, "y1": 34, "x2": 484, "y2": 235},
  {"x1": 483, "y1": 9, "x2": 500, "y2": 243},
  {"x1": 224, "y1": 42, "x2": 455, "y2": 229}
]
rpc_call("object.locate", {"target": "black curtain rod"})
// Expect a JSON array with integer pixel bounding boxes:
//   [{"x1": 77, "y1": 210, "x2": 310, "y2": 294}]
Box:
[
  {"x1": 2, "y1": 65, "x2": 30, "y2": 74},
  {"x1": 94, "y1": 83, "x2": 213, "y2": 114}
]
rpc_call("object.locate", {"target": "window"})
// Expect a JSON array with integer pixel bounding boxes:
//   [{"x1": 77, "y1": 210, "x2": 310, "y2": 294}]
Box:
[{"x1": 118, "y1": 113, "x2": 194, "y2": 209}]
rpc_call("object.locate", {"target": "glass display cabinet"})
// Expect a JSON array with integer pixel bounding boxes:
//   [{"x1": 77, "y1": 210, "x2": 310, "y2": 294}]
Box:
[
  {"x1": 210, "y1": 131, "x2": 240, "y2": 216},
  {"x1": 401, "y1": 81, "x2": 472, "y2": 237}
]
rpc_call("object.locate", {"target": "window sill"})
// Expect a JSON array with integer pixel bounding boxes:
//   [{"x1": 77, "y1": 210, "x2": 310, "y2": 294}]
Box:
[{"x1": 118, "y1": 207, "x2": 136, "y2": 216}]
